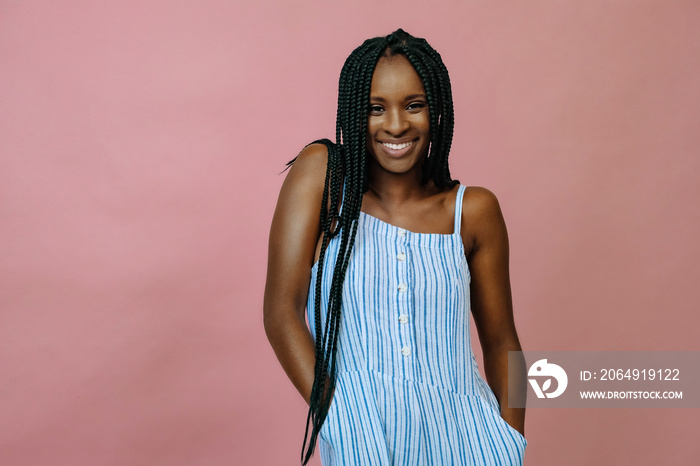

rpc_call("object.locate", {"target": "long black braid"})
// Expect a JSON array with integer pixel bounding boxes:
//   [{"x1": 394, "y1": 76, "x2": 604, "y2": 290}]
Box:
[{"x1": 292, "y1": 29, "x2": 458, "y2": 464}]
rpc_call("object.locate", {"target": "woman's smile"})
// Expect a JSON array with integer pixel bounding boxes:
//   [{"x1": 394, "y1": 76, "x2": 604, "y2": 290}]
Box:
[{"x1": 378, "y1": 139, "x2": 415, "y2": 157}]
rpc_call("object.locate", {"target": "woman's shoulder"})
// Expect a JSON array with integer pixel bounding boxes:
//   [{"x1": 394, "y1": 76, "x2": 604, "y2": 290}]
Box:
[
  {"x1": 289, "y1": 142, "x2": 329, "y2": 175},
  {"x1": 460, "y1": 185, "x2": 506, "y2": 229},
  {"x1": 282, "y1": 143, "x2": 330, "y2": 193},
  {"x1": 462, "y1": 185, "x2": 500, "y2": 208},
  {"x1": 274, "y1": 143, "x2": 330, "y2": 221}
]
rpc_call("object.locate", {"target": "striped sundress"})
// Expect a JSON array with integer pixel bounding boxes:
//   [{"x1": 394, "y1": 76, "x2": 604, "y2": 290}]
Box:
[{"x1": 308, "y1": 185, "x2": 527, "y2": 465}]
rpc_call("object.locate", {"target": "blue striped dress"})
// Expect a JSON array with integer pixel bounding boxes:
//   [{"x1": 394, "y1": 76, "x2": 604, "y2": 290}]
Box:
[{"x1": 308, "y1": 185, "x2": 527, "y2": 465}]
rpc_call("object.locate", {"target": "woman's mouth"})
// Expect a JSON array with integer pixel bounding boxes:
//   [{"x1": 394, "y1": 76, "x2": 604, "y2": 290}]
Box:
[{"x1": 380, "y1": 140, "x2": 414, "y2": 157}]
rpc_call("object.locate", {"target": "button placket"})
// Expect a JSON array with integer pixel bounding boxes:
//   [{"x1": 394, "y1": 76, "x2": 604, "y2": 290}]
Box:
[{"x1": 396, "y1": 232, "x2": 411, "y2": 358}]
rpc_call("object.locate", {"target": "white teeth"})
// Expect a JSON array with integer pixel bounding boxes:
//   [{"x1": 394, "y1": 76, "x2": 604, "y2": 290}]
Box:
[{"x1": 382, "y1": 141, "x2": 412, "y2": 150}]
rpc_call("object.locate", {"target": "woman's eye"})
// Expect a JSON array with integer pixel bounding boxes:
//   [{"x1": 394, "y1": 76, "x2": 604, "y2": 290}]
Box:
[
  {"x1": 369, "y1": 105, "x2": 384, "y2": 114},
  {"x1": 407, "y1": 102, "x2": 427, "y2": 111}
]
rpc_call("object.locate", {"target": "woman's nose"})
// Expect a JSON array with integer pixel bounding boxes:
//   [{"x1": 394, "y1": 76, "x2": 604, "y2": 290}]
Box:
[{"x1": 385, "y1": 109, "x2": 409, "y2": 135}]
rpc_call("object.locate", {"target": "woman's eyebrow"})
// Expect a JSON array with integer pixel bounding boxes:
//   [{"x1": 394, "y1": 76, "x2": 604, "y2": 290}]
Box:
[{"x1": 369, "y1": 94, "x2": 427, "y2": 102}]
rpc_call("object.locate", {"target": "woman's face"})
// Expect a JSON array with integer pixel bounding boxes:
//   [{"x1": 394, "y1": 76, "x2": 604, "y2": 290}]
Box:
[{"x1": 366, "y1": 54, "x2": 431, "y2": 177}]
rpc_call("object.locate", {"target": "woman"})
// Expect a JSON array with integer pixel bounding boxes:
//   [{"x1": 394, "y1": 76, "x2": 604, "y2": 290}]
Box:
[{"x1": 264, "y1": 29, "x2": 527, "y2": 465}]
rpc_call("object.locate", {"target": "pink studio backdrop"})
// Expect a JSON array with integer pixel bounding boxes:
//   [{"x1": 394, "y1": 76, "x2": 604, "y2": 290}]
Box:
[{"x1": 1, "y1": 1, "x2": 699, "y2": 465}]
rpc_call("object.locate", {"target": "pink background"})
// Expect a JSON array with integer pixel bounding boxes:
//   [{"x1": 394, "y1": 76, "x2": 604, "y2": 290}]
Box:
[{"x1": 1, "y1": 1, "x2": 699, "y2": 465}]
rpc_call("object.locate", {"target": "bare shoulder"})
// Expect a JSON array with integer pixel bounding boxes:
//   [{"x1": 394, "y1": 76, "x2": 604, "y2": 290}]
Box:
[
  {"x1": 277, "y1": 143, "x2": 328, "y2": 207},
  {"x1": 285, "y1": 143, "x2": 328, "y2": 186},
  {"x1": 462, "y1": 186, "x2": 504, "y2": 225},
  {"x1": 290, "y1": 142, "x2": 329, "y2": 170},
  {"x1": 460, "y1": 186, "x2": 508, "y2": 254}
]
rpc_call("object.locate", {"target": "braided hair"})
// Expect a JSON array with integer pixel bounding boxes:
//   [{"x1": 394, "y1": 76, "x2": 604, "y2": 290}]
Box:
[{"x1": 297, "y1": 29, "x2": 457, "y2": 464}]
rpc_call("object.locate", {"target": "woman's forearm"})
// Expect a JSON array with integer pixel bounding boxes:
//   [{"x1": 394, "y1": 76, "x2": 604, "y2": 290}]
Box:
[
  {"x1": 264, "y1": 306, "x2": 317, "y2": 404},
  {"x1": 483, "y1": 341, "x2": 527, "y2": 434}
]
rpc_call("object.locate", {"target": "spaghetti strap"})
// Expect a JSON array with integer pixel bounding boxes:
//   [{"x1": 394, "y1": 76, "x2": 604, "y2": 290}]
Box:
[{"x1": 453, "y1": 184, "x2": 466, "y2": 235}]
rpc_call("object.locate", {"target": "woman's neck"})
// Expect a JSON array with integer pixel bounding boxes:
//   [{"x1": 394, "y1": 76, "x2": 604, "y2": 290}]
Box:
[{"x1": 365, "y1": 174, "x2": 441, "y2": 212}]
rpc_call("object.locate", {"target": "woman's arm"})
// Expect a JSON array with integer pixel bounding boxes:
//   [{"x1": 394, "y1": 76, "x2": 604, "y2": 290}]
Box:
[
  {"x1": 263, "y1": 144, "x2": 328, "y2": 405},
  {"x1": 462, "y1": 187, "x2": 526, "y2": 436}
]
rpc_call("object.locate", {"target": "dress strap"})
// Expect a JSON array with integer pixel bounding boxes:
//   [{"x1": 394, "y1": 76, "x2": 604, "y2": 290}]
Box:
[{"x1": 453, "y1": 184, "x2": 466, "y2": 235}]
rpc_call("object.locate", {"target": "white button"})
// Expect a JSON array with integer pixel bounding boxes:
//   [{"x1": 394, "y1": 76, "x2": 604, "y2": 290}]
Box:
[
  {"x1": 397, "y1": 228, "x2": 407, "y2": 237},
  {"x1": 401, "y1": 346, "x2": 411, "y2": 356},
  {"x1": 397, "y1": 252, "x2": 406, "y2": 261},
  {"x1": 399, "y1": 314, "x2": 408, "y2": 324},
  {"x1": 397, "y1": 283, "x2": 408, "y2": 293}
]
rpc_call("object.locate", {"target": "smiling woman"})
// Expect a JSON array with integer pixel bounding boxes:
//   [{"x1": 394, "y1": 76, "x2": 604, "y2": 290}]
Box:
[{"x1": 264, "y1": 29, "x2": 527, "y2": 465}]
